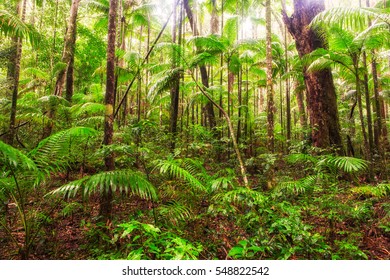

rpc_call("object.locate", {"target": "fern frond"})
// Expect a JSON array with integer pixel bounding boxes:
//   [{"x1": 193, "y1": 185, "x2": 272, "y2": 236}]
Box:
[{"x1": 47, "y1": 170, "x2": 157, "y2": 200}]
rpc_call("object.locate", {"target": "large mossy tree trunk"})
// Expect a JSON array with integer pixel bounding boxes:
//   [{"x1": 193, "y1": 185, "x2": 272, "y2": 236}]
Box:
[
  {"x1": 282, "y1": 0, "x2": 343, "y2": 152},
  {"x1": 99, "y1": 0, "x2": 117, "y2": 221}
]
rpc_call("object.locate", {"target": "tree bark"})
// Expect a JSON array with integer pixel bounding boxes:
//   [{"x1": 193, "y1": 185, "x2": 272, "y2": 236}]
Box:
[
  {"x1": 282, "y1": 0, "x2": 343, "y2": 152},
  {"x1": 54, "y1": 0, "x2": 81, "y2": 97},
  {"x1": 99, "y1": 0, "x2": 117, "y2": 221},
  {"x1": 266, "y1": 0, "x2": 275, "y2": 152}
]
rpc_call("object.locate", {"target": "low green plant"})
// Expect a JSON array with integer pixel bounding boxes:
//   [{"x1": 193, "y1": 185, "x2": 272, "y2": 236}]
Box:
[{"x1": 93, "y1": 220, "x2": 203, "y2": 260}]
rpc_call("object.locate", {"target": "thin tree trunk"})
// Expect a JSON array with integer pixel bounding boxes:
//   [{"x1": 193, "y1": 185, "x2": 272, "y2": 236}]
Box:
[
  {"x1": 295, "y1": 83, "x2": 307, "y2": 132},
  {"x1": 54, "y1": 0, "x2": 81, "y2": 97},
  {"x1": 7, "y1": 0, "x2": 26, "y2": 145},
  {"x1": 266, "y1": 0, "x2": 274, "y2": 153},
  {"x1": 183, "y1": 0, "x2": 216, "y2": 129},
  {"x1": 237, "y1": 67, "x2": 242, "y2": 143},
  {"x1": 100, "y1": 0, "x2": 117, "y2": 221},
  {"x1": 65, "y1": 32, "x2": 76, "y2": 103},
  {"x1": 170, "y1": 1, "x2": 181, "y2": 151},
  {"x1": 285, "y1": 26, "x2": 291, "y2": 143}
]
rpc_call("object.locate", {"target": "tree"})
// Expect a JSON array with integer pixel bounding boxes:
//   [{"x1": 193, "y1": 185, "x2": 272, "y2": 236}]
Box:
[
  {"x1": 183, "y1": 0, "x2": 217, "y2": 129},
  {"x1": 282, "y1": 0, "x2": 343, "y2": 151},
  {"x1": 6, "y1": 0, "x2": 27, "y2": 146},
  {"x1": 100, "y1": 0, "x2": 117, "y2": 221},
  {"x1": 266, "y1": 0, "x2": 274, "y2": 152},
  {"x1": 53, "y1": 0, "x2": 81, "y2": 98}
]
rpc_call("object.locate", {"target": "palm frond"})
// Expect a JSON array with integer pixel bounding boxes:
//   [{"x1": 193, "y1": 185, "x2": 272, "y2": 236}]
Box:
[
  {"x1": 29, "y1": 127, "x2": 99, "y2": 173},
  {"x1": 189, "y1": 51, "x2": 219, "y2": 68},
  {"x1": 85, "y1": 0, "x2": 109, "y2": 13},
  {"x1": 147, "y1": 68, "x2": 183, "y2": 102},
  {"x1": 0, "y1": 9, "x2": 41, "y2": 46},
  {"x1": 223, "y1": 16, "x2": 238, "y2": 44},
  {"x1": 351, "y1": 184, "x2": 390, "y2": 198},
  {"x1": 188, "y1": 35, "x2": 228, "y2": 53},
  {"x1": 276, "y1": 175, "x2": 318, "y2": 196},
  {"x1": 47, "y1": 170, "x2": 157, "y2": 200},
  {"x1": 72, "y1": 102, "x2": 105, "y2": 117},
  {"x1": 354, "y1": 22, "x2": 390, "y2": 51},
  {"x1": 157, "y1": 201, "x2": 192, "y2": 225},
  {"x1": 285, "y1": 153, "x2": 318, "y2": 164},
  {"x1": 0, "y1": 140, "x2": 37, "y2": 172},
  {"x1": 311, "y1": 7, "x2": 390, "y2": 30},
  {"x1": 154, "y1": 158, "x2": 207, "y2": 193},
  {"x1": 320, "y1": 156, "x2": 369, "y2": 174},
  {"x1": 213, "y1": 187, "x2": 265, "y2": 208}
]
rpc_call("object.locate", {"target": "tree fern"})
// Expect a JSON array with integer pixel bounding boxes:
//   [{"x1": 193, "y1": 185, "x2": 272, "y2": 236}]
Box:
[{"x1": 47, "y1": 169, "x2": 157, "y2": 200}]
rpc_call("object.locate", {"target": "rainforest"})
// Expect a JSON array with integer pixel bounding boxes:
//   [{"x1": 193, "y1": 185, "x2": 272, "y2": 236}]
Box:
[{"x1": 0, "y1": 0, "x2": 389, "y2": 260}]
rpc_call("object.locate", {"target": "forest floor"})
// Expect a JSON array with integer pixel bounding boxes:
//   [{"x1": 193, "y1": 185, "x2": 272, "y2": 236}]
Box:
[{"x1": 1, "y1": 191, "x2": 389, "y2": 260}]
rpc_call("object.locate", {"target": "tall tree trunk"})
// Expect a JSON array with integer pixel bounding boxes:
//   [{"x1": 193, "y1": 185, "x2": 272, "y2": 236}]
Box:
[
  {"x1": 170, "y1": 1, "x2": 181, "y2": 151},
  {"x1": 237, "y1": 67, "x2": 242, "y2": 143},
  {"x1": 7, "y1": 0, "x2": 26, "y2": 145},
  {"x1": 284, "y1": 26, "x2": 291, "y2": 144},
  {"x1": 54, "y1": 0, "x2": 81, "y2": 97},
  {"x1": 282, "y1": 0, "x2": 343, "y2": 152},
  {"x1": 362, "y1": 52, "x2": 374, "y2": 156},
  {"x1": 266, "y1": 0, "x2": 275, "y2": 152},
  {"x1": 295, "y1": 82, "x2": 307, "y2": 134},
  {"x1": 99, "y1": 0, "x2": 117, "y2": 221},
  {"x1": 65, "y1": 34, "x2": 76, "y2": 103},
  {"x1": 183, "y1": 0, "x2": 216, "y2": 129}
]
